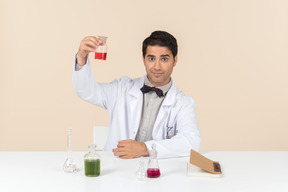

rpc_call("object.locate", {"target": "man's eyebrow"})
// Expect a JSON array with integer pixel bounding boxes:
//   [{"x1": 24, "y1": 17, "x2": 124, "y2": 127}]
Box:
[{"x1": 146, "y1": 54, "x2": 170, "y2": 57}]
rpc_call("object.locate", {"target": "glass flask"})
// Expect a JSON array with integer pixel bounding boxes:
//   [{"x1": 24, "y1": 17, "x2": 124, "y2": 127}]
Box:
[
  {"x1": 95, "y1": 36, "x2": 108, "y2": 60},
  {"x1": 84, "y1": 144, "x2": 101, "y2": 177},
  {"x1": 136, "y1": 157, "x2": 146, "y2": 181},
  {"x1": 146, "y1": 143, "x2": 161, "y2": 178},
  {"x1": 63, "y1": 128, "x2": 77, "y2": 173}
]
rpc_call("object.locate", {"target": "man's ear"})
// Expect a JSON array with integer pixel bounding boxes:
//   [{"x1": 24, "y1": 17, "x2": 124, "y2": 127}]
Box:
[{"x1": 173, "y1": 56, "x2": 178, "y2": 67}]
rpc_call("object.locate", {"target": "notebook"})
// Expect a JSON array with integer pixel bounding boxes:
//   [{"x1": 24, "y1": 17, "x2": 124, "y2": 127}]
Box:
[{"x1": 187, "y1": 150, "x2": 222, "y2": 178}]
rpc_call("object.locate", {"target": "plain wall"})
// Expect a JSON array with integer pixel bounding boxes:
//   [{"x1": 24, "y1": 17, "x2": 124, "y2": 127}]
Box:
[{"x1": 0, "y1": 0, "x2": 287, "y2": 151}]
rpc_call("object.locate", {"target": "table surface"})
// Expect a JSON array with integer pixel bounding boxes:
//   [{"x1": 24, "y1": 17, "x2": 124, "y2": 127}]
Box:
[{"x1": 1, "y1": 151, "x2": 288, "y2": 192}]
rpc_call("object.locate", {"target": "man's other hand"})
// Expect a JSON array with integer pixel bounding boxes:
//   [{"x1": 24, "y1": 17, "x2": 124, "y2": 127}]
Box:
[{"x1": 112, "y1": 140, "x2": 149, "y2": 159}]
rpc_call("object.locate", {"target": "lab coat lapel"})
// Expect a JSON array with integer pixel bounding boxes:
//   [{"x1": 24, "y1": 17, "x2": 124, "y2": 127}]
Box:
[
  {"x1": 128, "y1": 76, "x2": 145, "y2": 134},
  {"x1": 153, "y1": 83, "x2": 178, "y2": 135}
]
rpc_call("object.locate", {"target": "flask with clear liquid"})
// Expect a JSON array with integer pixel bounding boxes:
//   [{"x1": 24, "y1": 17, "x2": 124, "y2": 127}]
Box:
[
  {"x1": 63, "y1": 128, "x2": 77, "y2": 173},
  {"x1": 146, "y1": 143, "x2": 161, "y2": 178},
  {"x1": 84, "y1": 144, "x2": 101, "y2": 177},
  {"x1": 136, "y1": 157, "x2": 146, "y2": 181}
]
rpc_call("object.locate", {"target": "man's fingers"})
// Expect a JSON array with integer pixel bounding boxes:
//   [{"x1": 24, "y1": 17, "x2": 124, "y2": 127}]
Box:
[
  {"x1": 113, "y1": 147, "x2": 126, "y2": 153},
  {"x1": 119, "y1": 155, "x2": 130, "y2": 159},
  {"x1": 115, "y1": 148, "x2": 132, "y2": 159},
  {"x1": 117, "y1": 140, "x2": 128, "y2": 147},
  {"x1": 83, "y1": 40, "x2": 97, "y2": 48},
  {"x1": 81, "y1": 40, "x2": 98, "y2": 52},
  {"x1": 79, "y1": 36, "x2": 104, "y2": 53},
  {"x1": 113, "y1": 149, "x2": 127, "y2": 157},
  {"x1": 118, "y1": 139, "x2": 133, "y2": 144},
  {"x1": 117, "y1": 143, "x2": 126, "y2": 148},
  {"x1": 84, "y1": 36, "x2": 103, "y2": 45}
]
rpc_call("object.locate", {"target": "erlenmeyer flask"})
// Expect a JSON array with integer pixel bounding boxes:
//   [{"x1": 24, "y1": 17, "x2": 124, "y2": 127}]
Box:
[
  {"x1": 146, "y1": 143, "x2": 161, "y2": 178},
  {"x1": 136, "y1": 157, "x2": 146, "y2": 181}
]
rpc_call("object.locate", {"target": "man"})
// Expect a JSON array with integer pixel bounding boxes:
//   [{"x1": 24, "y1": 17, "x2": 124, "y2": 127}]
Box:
[{"x1": 73, "y1": 31, "x2": 200, "y2": 159}]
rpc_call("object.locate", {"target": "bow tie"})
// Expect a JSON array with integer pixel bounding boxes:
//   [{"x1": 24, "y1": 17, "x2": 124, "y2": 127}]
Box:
[{"x1": 140, "y1": 85, "x2": 164, "y2": 97}]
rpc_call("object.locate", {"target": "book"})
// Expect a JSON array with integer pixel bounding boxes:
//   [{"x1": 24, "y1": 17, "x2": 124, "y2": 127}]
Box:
[{"x1": 187, "y1": 150, "x2": 222, "y2": 178}]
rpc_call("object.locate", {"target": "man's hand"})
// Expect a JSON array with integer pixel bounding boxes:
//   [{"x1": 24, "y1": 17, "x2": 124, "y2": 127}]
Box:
[
  {"x1": 76, "y1": 36, "x2": 104, "y2": 66},
  {"x1": 112, "y1": 140, "x2": 149, "y2": 159}
]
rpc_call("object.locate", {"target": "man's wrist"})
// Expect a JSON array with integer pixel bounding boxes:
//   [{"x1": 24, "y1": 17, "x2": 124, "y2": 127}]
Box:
[
  {"x1": 76, "y1": 52, "x2": 88, "y2": 66},
  {"x1": 141, "y1": 142, "x2": 149, "y2": 156},
  {"x1": 75, "y1": 63, "x2": 84, "y2": 71}
]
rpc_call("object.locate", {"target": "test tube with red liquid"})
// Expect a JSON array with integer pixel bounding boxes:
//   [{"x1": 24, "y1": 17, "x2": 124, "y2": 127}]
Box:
[{"x1": 95, "y1": 36, "x2": 108, "y2": 60}]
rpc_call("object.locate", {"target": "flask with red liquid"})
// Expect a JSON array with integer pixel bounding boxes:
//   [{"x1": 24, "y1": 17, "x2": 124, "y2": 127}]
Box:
[
  {"x1": 95, "y1": 36, "x2": 108, "y2": 60},
  {"x1": 146, "y1": 143, "x2": 161, "y2": 178}
]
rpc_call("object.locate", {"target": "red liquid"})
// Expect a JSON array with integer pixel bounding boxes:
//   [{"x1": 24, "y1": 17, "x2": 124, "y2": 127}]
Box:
[
  {"x1": 95, "y1": 52, "x2": 107, "y2": 60},
  {"x1": 147, "y1": 168, "x2": 160, "y2": 178}
]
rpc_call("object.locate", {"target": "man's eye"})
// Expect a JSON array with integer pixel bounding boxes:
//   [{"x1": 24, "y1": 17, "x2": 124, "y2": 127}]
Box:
[
  {"x1": 148, "y1": 57, "x2": 155, "y2": 61},
  {"x1": 162, "y1": 58, "x2": 168, "y2": 62}
]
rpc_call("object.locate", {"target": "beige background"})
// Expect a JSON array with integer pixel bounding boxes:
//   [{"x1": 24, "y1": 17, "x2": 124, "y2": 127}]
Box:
[{"x1": 0, "y1": 0, "x2": 287, "y2": 151}]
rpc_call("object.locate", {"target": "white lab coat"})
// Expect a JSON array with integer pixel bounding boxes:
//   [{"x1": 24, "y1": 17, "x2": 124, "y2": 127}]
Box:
[{"x1": 72, "y1": 58, "x2": 200, "y2": 158}]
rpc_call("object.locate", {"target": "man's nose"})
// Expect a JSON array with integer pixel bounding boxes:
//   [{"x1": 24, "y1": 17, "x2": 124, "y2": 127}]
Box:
[{"x1": 153, "y1": 59, "x2": 161, "y2": 70}]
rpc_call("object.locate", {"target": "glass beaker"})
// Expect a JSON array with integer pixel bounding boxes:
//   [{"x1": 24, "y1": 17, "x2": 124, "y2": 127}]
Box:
[
  {"x1": 84, "y1": 144, "x2": 101, "y2": 177},
  {"x1": 95, "y1": 36, "x2": 108, "y2": 60}
]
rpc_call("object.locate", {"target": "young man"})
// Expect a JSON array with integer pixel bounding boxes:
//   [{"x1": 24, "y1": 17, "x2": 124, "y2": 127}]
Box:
[{"x1": 73, "y1": 31, "x2": 200, "y2": 159}]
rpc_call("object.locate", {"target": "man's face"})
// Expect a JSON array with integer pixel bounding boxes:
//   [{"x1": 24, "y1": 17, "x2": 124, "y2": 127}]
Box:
[{"x1": 143, "y1": 45, "x2": 177, "y2": 87}]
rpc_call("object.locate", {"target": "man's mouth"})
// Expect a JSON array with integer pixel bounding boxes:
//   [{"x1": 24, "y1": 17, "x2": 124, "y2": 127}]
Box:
[{"x1": 152, "y1": 72, "x2": 163, "y2": 77}]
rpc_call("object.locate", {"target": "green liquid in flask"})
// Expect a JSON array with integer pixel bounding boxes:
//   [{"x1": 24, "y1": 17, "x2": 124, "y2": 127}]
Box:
[{"x1": 85, "y1": 159, "x2": 100, "y2": 177}]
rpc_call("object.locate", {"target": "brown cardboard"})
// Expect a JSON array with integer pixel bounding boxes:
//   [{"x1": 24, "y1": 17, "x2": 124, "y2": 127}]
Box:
[{"x1": 189, "y1": 150, "x2": 222, "y2": 174}]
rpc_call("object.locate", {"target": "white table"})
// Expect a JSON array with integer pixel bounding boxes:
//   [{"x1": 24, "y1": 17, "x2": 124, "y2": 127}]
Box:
[{"x1": 0, "y1": 151, "x2": 287, "y2": 192}]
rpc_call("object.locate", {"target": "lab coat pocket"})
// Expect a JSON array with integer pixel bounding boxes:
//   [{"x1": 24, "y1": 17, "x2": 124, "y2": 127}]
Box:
[{"x1": 166, "y1": 124, "x2": 177, "y2": 139}]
